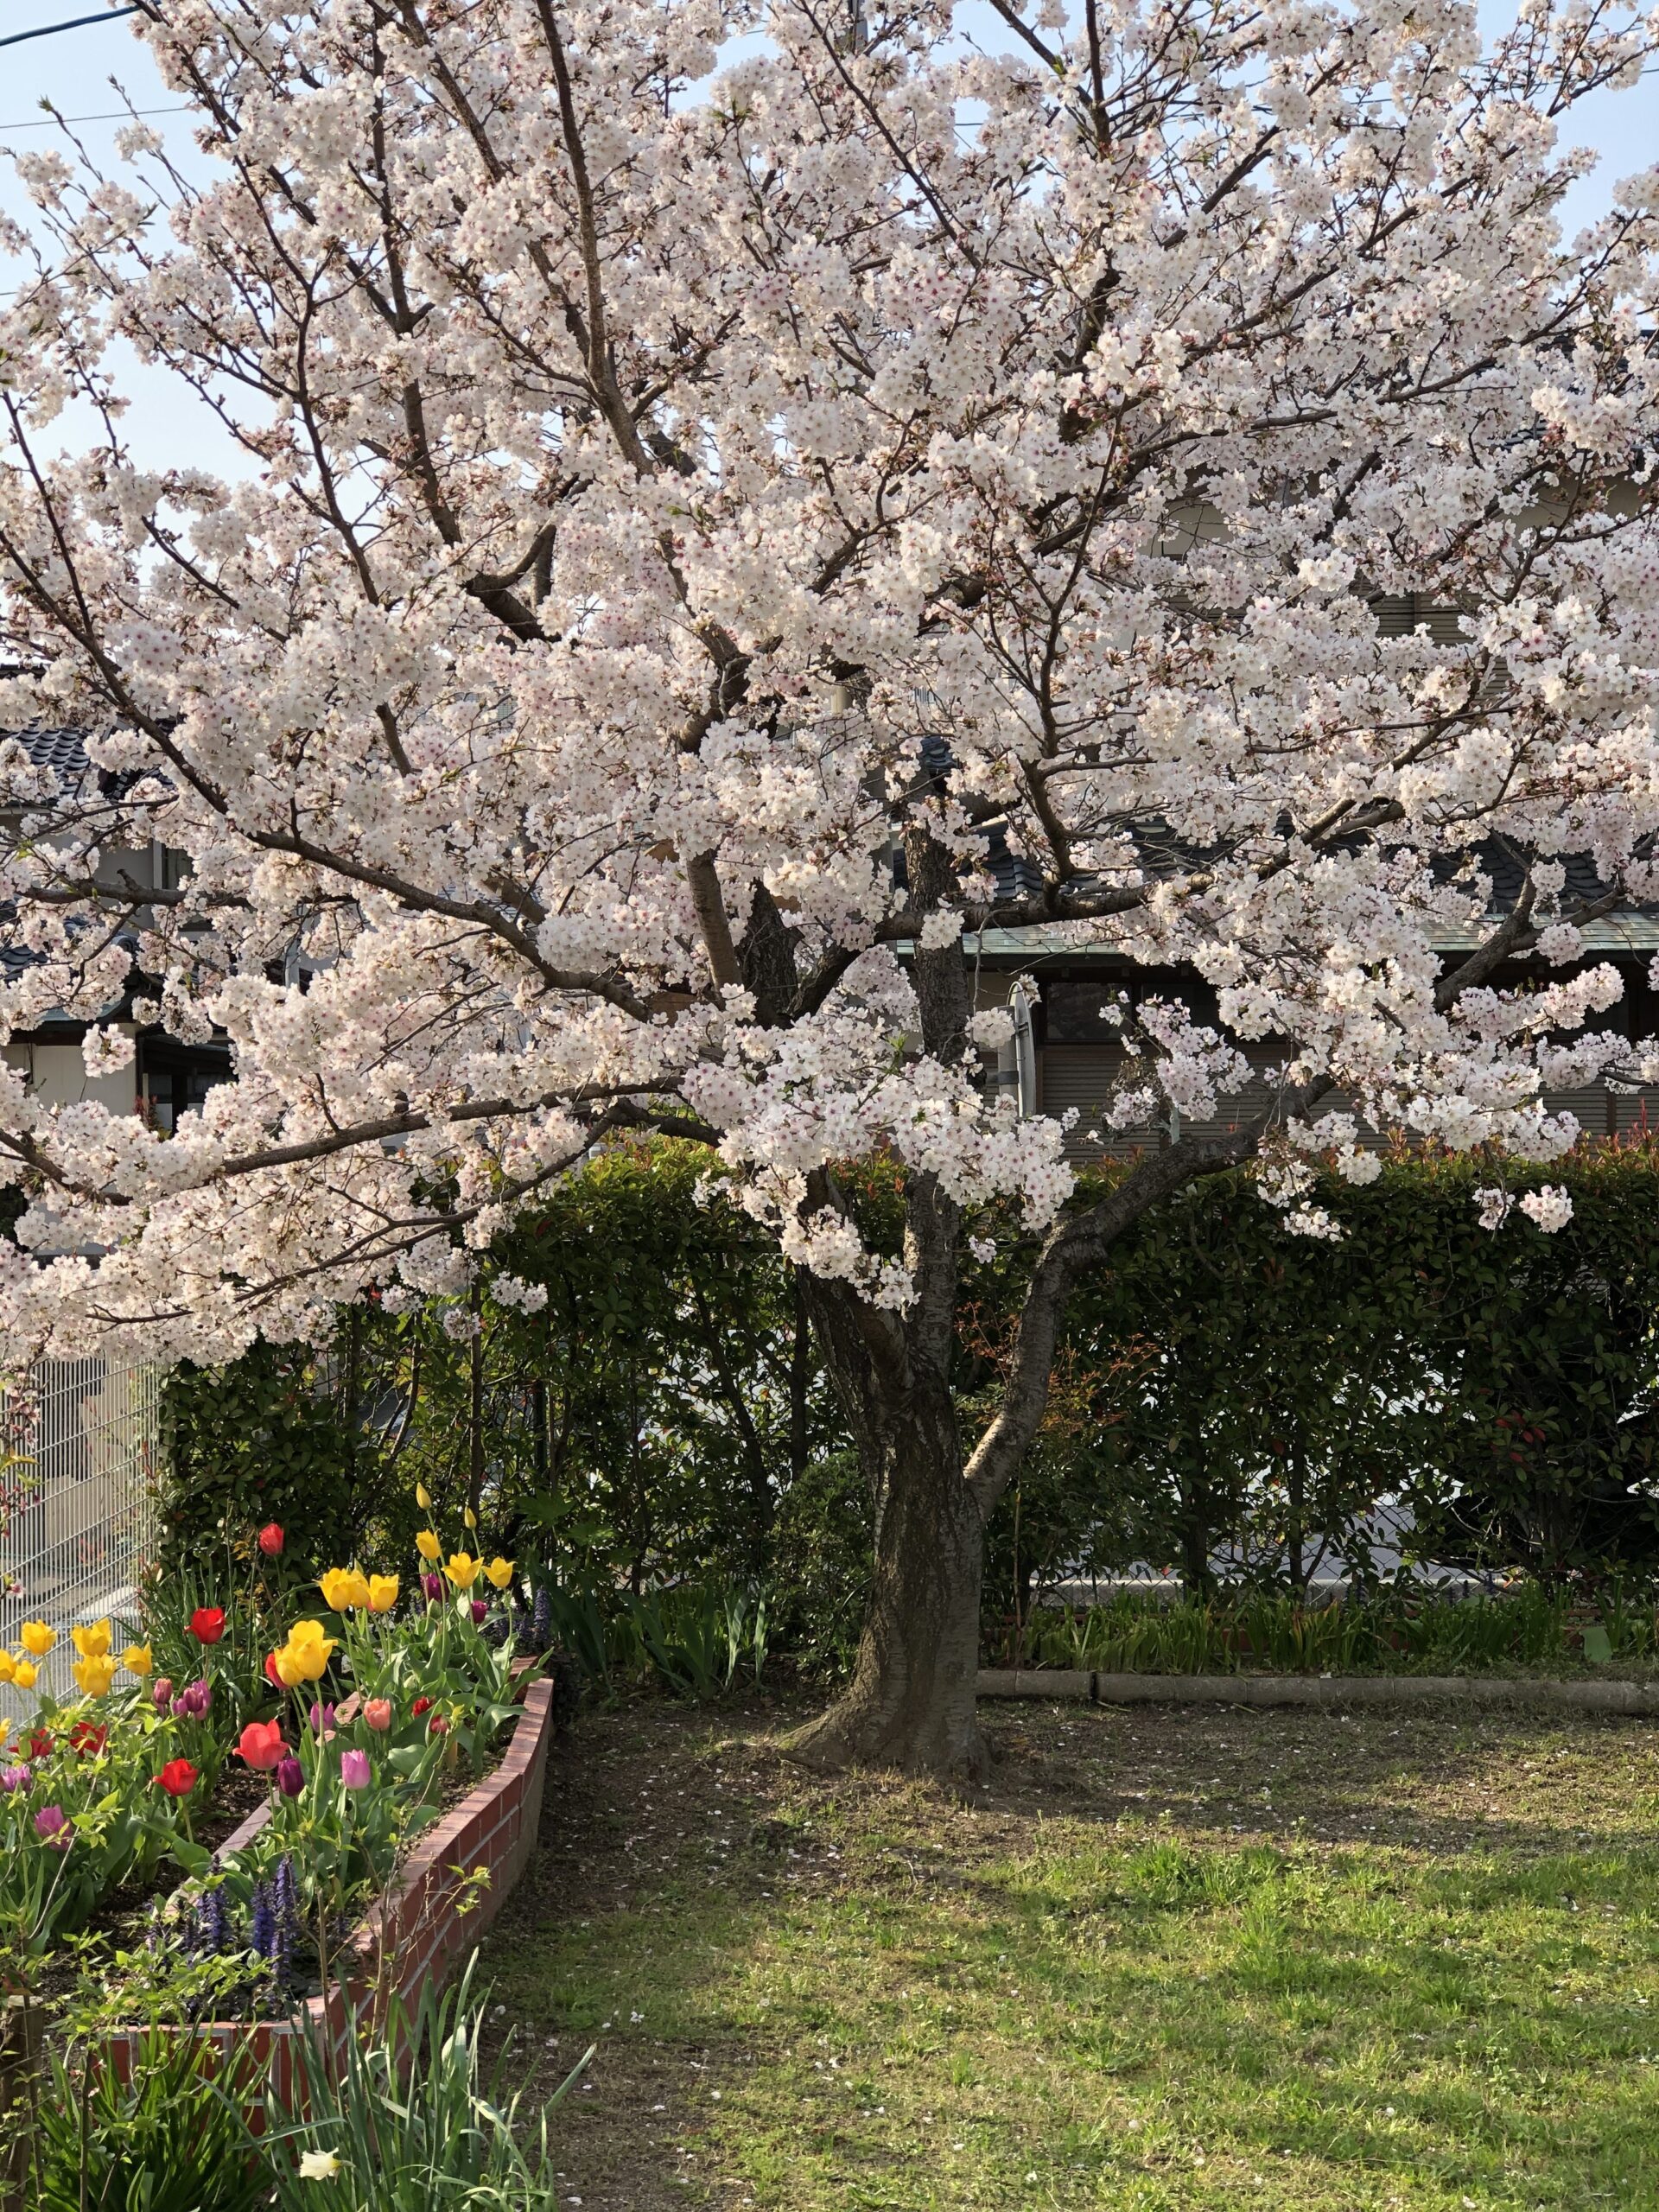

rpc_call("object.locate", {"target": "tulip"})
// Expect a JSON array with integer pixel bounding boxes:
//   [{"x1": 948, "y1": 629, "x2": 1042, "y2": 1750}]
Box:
[
  {"x1": 154, "y1": 1758, "x2": 199, "y2": 1799},
  {"x1": 415, "y1": 1529, "x2": 441, "y2": 1563},
  {"x1": 0, "y1": 1766, "x2": 27, "y2": 1793},
  {"x1": 364, "y1": 1698, "x2": 392, "y2": 1732},
  {"x1": 470, "y1": 1599, "x2": 488, "y2": 1624},
  {"x1": 237, "y1": 1719, "x2": 286, "y2": 1771},
  {"x1": 18, "y1": 1621, "x2": 54, "y2": 1657},
  {"x1": 72, "y1": 1654, "x2": 118, "y2": 1698},
  {"x1": 22, "y1": 1732, "x2": 52, "y2": 1763},
  {"x1": 444, "y1": 1553, "x2": 480, "y2": 1591},
  {"x1": 0, "y1": 1652, "x2": 15, "y2": 1686},
  {"x1": 308, "y1": 1701, "x2": 337, "y2": 1735},
  {"x1": 152, "y1": 1677, "x2": 175, "y2": 1710},
  {"x1": 11, "y1": 1662, "x2": 36, "y2": 1691},
  {"x1": 273, "y1": 1621, "x2": 336, "y2": 1685},
  {"x1": 319, "y1": 1567, "x2": 372, "y2": 1612},
  {"x1": 264, "y1": 1650, "x2": 283, "y2": 1688},
  {"x1": 484, "y1": 1556, "x2": 515, "y2": 1590},
  {"x1": 34, "y1": 1805, "x2": 69, "y2": 1847},
  {"x1": 429, "y1": 1713, "x2": 448, "y2": 1737},
  {"x1": 67, "y1": 1722, "x2": 108, "y2": 1759},
  {"x1": 257, "y1": 1522, "x2": 285, "y2": 1557},
  {"x1": 463, "y1": 1505, "x2": 477, "y2": 1531},
  {"x1": 422, "y1": 1573, "x2": 442, "y2": 1603},
  {"x1": 71, "y1": 1619, "x2": 112, "y2": 1660},
  {"x1": 367, "y1": 1574, "x2": 398, "y2": 1614},
  {"x1": 340, "y1": 1748, "x2": 372, "y2": 1789},
  {"x1": 188, "y1": 1607, "x2": 226, "y2": 1646},
  {"x1": 179, "y1": 1679, "x2": 212, "y2": 1719},
  {"x1": 410, "y1": 1697, "x2": 433, "y2": 1717},
  {"x1": 276, "y1": 1756, "x2": 304, "y2": 1798},
  {"x1": 416, "y1": 1483, "x2": 432, "y2": 1510},
  {"x1": 122, "y1": 1643, "x2": 153, "y2": 1676}
]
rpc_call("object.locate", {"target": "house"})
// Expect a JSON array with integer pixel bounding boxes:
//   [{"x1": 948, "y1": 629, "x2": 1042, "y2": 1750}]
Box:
[{"x1": 0, "y1": 725, "x2": 231, "y2": 1132}]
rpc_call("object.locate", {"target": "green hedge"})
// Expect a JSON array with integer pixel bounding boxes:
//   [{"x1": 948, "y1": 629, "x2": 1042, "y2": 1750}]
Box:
[{"x1": 158, "y1": 1141, "x2": 1659, "y2": 1663}]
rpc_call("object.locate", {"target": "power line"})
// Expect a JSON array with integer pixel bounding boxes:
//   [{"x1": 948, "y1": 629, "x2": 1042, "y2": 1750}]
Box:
[
  {"x1": 0, "y1": 102, "x2": 188, "y2": 131},
  {"x1": 0, "y1": 6, "x2": 140, "y2": 52}
]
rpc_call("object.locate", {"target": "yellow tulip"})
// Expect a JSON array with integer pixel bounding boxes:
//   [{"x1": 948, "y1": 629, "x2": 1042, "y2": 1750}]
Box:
[
  {"x1": 122, "y1": 1643, "x2": 153, "y2": 1676},
  {"x1": 12, "y1": 1661, "x2": 36, "y2": 1690},
  {"x1": 71, "y1": 1619, "x2": 112, "y2": 1660},
  {"x1": 275, "y1": 1640, "x2": 333, "y2": 1687},
  {"x1": 318, "y1": 1567, "x2": 359, "y2": 1611},
  {"x1": 72, "y1": 1654, "x2": 117, "y2": 1698},
  {"x1": 275, "y1": 1619, "x2": 337, "y2": 1686},
  {"x1": 18, "y1": 1621, "x2": 54, "y2": 1657},
  {"x1": 416, "y1": 1483, "x2": 432, "y2": 1510},
  {"x1": 367, "y1": 1574, "x2": 399, "y2": 1615},
  {"x1": 463, "y1": 1506, "x2": 478, "y2": 1530},
  {"x1": 444, "y1": 1553, "x2": 480, "y2": 1592},
  {"x1": 415, "y1": 1529, "x2": 441, "y2": 1563},
  {"x1": 484, "y1": 1557, "x2": 514, "y2": 1590},
  {"x1": 0, "y1": 1651, "x2": 14, "y2": 1685}
]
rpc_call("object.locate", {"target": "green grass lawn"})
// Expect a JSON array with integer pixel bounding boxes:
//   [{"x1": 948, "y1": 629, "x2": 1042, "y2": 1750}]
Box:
[{"x1": 480, "y1": 1696, "x2": 1659, "y2": 2210}]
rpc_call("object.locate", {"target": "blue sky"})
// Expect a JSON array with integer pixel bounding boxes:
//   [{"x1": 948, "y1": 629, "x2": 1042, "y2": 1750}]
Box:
[{"x1": 0, "y1": 0, "x2": 1654, "y2": 476}]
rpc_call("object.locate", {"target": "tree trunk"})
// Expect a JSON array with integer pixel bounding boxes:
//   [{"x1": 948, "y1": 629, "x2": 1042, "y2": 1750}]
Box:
[{"x1": 786, "y1": 1382, "x2": 988, "y2": 1780}]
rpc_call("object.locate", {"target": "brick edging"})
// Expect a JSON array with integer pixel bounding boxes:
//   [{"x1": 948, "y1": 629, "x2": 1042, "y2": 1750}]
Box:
[
  {"x1": 105, "y1": 1673, "x2": 556, "y2": 2099},
  {"x1": 979, "y1": 1668, "x2": 1659, "y2": 1713}
]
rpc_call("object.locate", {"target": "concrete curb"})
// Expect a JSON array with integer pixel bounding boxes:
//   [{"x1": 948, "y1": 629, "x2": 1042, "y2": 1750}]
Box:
[{"x1": 978, "y1": 1669, "x2": 1659, "y2": 1715}]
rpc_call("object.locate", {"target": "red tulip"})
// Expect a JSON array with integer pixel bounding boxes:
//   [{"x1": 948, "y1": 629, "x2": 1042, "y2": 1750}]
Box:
[
  {"x1": 237, "y1": 1719, "x2": 286, "y2": 1772},
  {"x1": 257, "y1": 1522, "x2": 285, "y2": 1558},
  {"x1": 23, "y1": 1731, "x2": 53, "y2": 1763},
  {"x1": 410, "y1": 1696, "x2": 432, "y2": 1717},
  {"x1": 429, "y1": 1713, "x2": 448, "y2": 1736},
  {"x1": 188, "y1": 1607, "x2": 226, "y2": 1645},
  {"x1": 264, "y1": 1649, "x2": 283, "y2": 1688},
  {"x1": 67, "y1": 1722, "x2": 107, "y2": 1760},
  {"x1": 154, "y1": 1758, "x2": 199, "y2": 1799}
]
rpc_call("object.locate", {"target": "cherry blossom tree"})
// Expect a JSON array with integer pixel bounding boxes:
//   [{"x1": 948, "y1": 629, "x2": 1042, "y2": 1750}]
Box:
[{"x1": 0, "y1": 0, "x2": 1656, "y2": 1771}]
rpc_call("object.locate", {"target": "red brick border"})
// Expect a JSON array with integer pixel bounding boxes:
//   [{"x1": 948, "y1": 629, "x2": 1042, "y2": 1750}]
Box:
[{"x1": 105, "y1": 1675, "x2": 555, "y2": 2104}]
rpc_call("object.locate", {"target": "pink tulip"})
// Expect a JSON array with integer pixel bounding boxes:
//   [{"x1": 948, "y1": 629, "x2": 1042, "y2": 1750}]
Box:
[
  {"x1": 364, "y1": 1698, "x2": 392, "y2": 1732},
  {"x1": 340, "y1": 1748, "x2": 372, "y2": 1789}
]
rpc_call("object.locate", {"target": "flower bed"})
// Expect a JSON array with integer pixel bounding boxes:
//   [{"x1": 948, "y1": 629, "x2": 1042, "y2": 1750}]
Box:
[{"x1": 105, "y1": 1673, "x2": 555, "y2": 2099}]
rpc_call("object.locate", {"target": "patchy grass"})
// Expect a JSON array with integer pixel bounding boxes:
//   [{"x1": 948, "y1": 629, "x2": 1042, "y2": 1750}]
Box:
[{"x1": 481, "y1": 1694, "x2": 1659, "y2": 2211}]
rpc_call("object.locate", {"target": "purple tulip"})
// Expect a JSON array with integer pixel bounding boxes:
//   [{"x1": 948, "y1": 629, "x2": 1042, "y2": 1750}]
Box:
[
  {"x1": 34, "y1": 1805, "x2": 69, "y2": 1847},
  {"x1": 0, "y1": 1766, "x2": 29, "y2": 1793},
  {"x1": 275, "y1": 1756, "x2": 304, "y2": 1798},
  {"x1": 471, "y1": 1599, "x2": 488, "y2": 1624},
  {"x1": 151, "y1": 1677, "x2": 174, "y2": 1710},
  {"x1": 422, "y1": 1573, "x2": 443, "y2": 1603},
  {"x1": 340, "y1": 1748, "x2": 372, "y2": 1790},
  {"x1": 181, "y1": 1679, "x2": 212, "y2": 1719},
  {"x1": 308, "y1": 1701, "x2": 337, "y2": 1736}
]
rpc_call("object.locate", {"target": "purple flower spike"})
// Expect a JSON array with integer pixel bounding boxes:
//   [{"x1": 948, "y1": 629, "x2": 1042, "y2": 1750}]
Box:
[
  {"x1": 275, "y1": 1756, "x2": 304, "y2": 1798},
  {"x1": 340, "y1": 1748, "x2": 372, "y2": 1790}
]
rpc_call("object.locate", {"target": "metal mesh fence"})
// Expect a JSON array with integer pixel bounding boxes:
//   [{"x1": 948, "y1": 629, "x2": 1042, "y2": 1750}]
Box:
[{"x1": 0, "y1": 1358, "x2": 159, "y2": 1719}]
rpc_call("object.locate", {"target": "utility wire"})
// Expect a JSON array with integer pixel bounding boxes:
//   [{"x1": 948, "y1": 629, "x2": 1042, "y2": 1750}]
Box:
[
  {"x1": 0, "y1": 102, "x2": 188, "y2": 130},
  {"x1": 0, "y1": 6, "x2": 140, "y2": 51}
]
